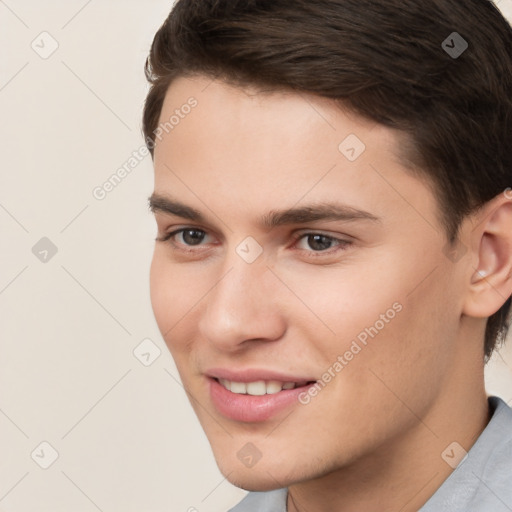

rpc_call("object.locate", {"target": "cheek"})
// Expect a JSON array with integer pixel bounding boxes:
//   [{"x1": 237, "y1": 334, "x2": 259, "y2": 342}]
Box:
[
  {"x1": 149, "y1": 251, "x2": 216, "y2": 372},
  {"x1": 149, "y1": 252, "x2": 193, "y2": 346},
  {"x1": 336, "y1": 265, "x2": 459, "y2": 412},
  {"x1": 279, "y1": 260, "x2": 405, "y2": 356},
  {"x1": 296, "y1": 250, "x2": 456, "y2": 382},
  {"x1": 149, "y1": 253, "x2": 171, "y2": 330}
]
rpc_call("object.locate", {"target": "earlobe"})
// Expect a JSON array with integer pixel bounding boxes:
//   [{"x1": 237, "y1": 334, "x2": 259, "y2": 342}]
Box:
[{"x1": 463, "y1": 194, "x2": 512, "y2": 318}]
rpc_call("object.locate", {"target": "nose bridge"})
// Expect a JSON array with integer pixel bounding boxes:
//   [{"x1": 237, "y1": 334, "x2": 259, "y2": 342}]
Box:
[
  {"x1": 210, "y1": 254, "x2": 270, "y2": 323},
  {"x1": 198, "y1": 250, "x2": 285, "y2": 348}
]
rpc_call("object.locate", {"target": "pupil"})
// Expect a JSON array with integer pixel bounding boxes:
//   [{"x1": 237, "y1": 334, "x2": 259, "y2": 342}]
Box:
[
  {"x1": 308, "y1": 234, "x2": 331, "y2": 251},
  {"x1": 183, "y1": 229, "x2": 204, "y2": 245}
]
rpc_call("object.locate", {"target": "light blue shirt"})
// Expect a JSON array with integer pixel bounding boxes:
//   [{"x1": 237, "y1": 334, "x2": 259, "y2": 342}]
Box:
[{"x1": 229, "y1": 396, "x2": 512, "y2": 511}]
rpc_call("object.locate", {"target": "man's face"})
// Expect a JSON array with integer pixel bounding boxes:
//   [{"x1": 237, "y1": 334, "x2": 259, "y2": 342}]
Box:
[{"x1": 150, "y1": 75, "x2": 468, "y2": 489}]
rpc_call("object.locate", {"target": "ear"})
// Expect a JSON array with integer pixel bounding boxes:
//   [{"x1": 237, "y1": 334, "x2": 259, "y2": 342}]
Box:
[{"x1": 462, "y1": 190, "x2": 512, "y2": 318}]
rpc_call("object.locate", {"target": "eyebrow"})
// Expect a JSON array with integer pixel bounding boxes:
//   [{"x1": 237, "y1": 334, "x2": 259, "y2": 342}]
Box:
[{"x1": 148, "y1": 193, "x2": 381, "y2": 229}]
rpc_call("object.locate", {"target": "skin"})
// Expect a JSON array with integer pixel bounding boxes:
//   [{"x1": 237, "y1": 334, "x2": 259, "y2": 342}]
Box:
[{"x1": 149, "y1": 75, "x2": 512, "y2": 512}]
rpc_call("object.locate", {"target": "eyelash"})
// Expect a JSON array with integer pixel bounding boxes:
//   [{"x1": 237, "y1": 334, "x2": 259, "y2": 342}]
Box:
[{"x1": 156, "y1": 227, "x2": 352, "y2": 258}]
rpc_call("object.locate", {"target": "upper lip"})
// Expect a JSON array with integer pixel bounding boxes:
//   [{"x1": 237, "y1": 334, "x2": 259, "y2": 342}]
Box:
[{"x1": 205, "y1": 368, "x2": 317, "y2": 383}]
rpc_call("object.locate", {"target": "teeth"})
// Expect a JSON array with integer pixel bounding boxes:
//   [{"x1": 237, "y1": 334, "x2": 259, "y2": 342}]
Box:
[
  {"x1": 219, "y1": 378, "x2": 231, "y2": 391},
  {"x1": 266, "y1": 380, "x2": 284, "y2": 394},
  {"x1": 218, "y1": 379, "x2": 299, "y2": 395},
  {"x1": 246, "y1": 381, "x2": 266, "y2": 396},
  {"x1": 230, "y1": 381, "x2": 247, "y2": 394}
]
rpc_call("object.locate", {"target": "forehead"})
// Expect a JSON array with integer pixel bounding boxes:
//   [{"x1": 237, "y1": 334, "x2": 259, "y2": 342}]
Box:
[{"x1": 152, "y1": 75, "x2": 440, "y2": 236}]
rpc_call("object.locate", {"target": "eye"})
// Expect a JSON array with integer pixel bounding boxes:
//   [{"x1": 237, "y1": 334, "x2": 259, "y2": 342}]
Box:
[
  {"x1": 157, "y1": 227, "x2": 351, "y2": 258},
  {"x1": 157, "y1": 228, "x2": 212, "y2": 247},
  {"x1": 293, "y1": 232, "x2": 351, "y2": 255}
]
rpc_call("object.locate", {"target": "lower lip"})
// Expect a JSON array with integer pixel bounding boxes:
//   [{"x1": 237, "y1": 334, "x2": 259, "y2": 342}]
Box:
[{"x1": 209, "y1": 378, "x2": 315, "y2": 422}]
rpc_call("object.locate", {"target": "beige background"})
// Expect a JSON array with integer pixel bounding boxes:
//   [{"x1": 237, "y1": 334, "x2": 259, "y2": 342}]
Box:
[{"x1": 0, "y1": 1, "x2": 511, "y2": 511}]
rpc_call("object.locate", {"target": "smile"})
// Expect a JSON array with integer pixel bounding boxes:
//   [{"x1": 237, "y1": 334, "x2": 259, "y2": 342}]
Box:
[
  {"x1": 208, "y1": 375, "x2": 317, "y2": 422},
  {"x1": 217, "y1": 379, "x2": 308, "y2": 395}
]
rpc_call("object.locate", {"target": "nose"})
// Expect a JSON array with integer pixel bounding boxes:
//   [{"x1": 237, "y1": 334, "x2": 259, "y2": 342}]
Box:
[{"x1": 197, "y1": 255, "x2": 287, "y2": 352}]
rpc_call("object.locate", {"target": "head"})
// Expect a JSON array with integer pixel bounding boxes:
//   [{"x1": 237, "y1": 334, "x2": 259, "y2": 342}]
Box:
[{"x1": 144, "y1": 0, "x2": 512, "y2": 490}]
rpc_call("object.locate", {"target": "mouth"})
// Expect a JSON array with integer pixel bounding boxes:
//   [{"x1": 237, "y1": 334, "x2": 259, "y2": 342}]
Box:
[{"x1": 207, "y1": 374, "x2": 317, "y2": 423}]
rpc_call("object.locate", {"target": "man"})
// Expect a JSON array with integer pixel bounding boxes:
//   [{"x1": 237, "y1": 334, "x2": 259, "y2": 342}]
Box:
[{"x1": 143, "y1": 0, "x2": 512, "y2": 510}]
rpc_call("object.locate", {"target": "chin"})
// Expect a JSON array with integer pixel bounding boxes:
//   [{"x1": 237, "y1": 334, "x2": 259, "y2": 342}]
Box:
[
  {"x1": 222, "y1": 468, "x2": 289, "y2": 492},
  {"x1": 214, "y1": 452, "x2": 308, "y2": 492}
]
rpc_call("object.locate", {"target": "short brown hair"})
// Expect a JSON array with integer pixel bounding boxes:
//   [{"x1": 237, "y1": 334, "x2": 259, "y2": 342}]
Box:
[{"x1": 142, "y1": 0, "x2": 512, "y2": 359}]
